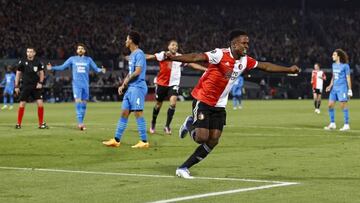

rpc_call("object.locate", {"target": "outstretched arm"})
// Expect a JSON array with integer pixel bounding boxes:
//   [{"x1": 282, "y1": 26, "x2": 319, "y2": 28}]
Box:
[
  {"x1": 256, "y1": 62, "x2": 300, "y2": 73},
  {"x1": 187, "y1": 63, "x2": 207, "y2": 71},
  {"x1": 89, "y1": 58, "x2": 106, "y2": 73},
  {"x1": 146, "y1": 54, "x2": 156, "y2": 60},
  {"x1": 47, "y1": 58, "x2": 72, "y2": 71},
  {"x1": 168, "y1": 53, "x2": 208, "y2": 63}
]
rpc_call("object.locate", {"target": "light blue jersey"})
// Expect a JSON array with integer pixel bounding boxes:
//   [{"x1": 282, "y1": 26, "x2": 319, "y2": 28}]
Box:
[
  {"x1": 52, "y1": 56, "x2": 102, "y2": 87},
  {"x1": 2, "y1": 73, "x2": 16, "y2": 94},
  {"x1": 329, "y1": 63, "x2": 350, "y2": 102},
  {"x1": 122, "y1": 48, "x2": 148, "y2": 111},
  {"x1": 128, "y1": 49, "x2": 147, "y2": 88},
  {"x1": 332, "y1": 63, "x2": 350, "y2": 90}
]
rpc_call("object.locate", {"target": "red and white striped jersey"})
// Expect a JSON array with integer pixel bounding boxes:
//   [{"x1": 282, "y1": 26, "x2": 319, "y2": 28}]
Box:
[
  {"x1": 311, "y1": 70, "x2": 326, "y2": 90},
  {"x1": 154, "y1": 51, "x2": 182, "y2": 86},
  {"x1": 192, "y1": 48, "x2": 258, "y2": 107}
]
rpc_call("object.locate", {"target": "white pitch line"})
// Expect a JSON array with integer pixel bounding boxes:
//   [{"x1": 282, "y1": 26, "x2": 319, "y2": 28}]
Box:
[
  {"x1": 228, "y1": 125, "x2": 360, "y2": 133},
  {"x1": 0, "y1": 166, "x2": 299, "y2": 202},
  {"x1": 148, "y1": 182, "x2": 298, "y2": 203}
]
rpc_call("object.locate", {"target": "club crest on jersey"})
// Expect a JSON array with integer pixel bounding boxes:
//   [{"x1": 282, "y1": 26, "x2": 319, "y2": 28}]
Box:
[
  {"x1": 198, "y1": 112, "x2": 205, "y2": 120},
  {"x1": 33, "y1": 66, "x2": 38, "y2": 72}
]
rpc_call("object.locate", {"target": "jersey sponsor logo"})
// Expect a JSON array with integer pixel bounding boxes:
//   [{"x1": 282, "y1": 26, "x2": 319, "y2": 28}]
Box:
[
  {"x1": 77, "y1": 66, "x2": 86, "y2": 73},
  {"x1": 210, "y1": 49, "x2": 217, "y2": 54},
  {"x1": 33, "y1": 66, "x2": 38, "y2": 72}
]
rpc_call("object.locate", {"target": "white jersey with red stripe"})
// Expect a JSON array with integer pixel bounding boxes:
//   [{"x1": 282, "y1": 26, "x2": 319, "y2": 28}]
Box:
[
  {"x1": 311, "y1": 70, "x2": 326, "y2": 90},
  {"x1": 154, "y1": 51, "x2": 182, "y2": 86},
  {"x1": 191, "y1": 48, "x2": 258, "y2": 107}
]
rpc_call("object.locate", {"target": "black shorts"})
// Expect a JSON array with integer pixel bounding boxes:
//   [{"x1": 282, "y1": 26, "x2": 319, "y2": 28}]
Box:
[
  {"x1": 313, "y1": 88, "x2": 322, "y2": 94},
  {"x1": 19, "y1": 86, "x2": 43, "y2": 101},
  {"x1": 155, "y1": 85, "x2": 179, "y2": 102},
  {"x1": 192, "y1": 100, "x2": 226, "y2": 131}
]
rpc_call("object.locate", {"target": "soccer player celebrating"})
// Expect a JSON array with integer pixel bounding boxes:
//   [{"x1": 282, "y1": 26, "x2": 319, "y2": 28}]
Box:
[
  {"x1": 103, "y1": 31, "x2": 149, "y2": 148},
  {"x1": 324, "y1": 49, "x2": 352, "y2": 131},
  {"x1": 167, "y1": 30, "x2": 300, "y2": 179},
  {"x1": 1, "y1": 65, "x2": 16, "y2": 110},
  {"x1": 47, "y1": 43, "x2": 106, "y2": 130},
  {"x1": 231, "y1": 75, "x2": 244, "y2": 110},
  {"x1": 146, "y1": 40, "x2": 207, "y2": 135},
  {"x1": 311, "y1": 63, "x2": 326, "y2": 114},
  {"x1": 15, "y1": 47, "x2": 48, "y2": 129}
]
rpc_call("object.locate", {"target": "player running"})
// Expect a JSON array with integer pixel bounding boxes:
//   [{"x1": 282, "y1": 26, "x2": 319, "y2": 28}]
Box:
[
  {"x1": 15, "y1": 47, "x2": 48, "y2": 129},
  {"x1": 311, "y1": 63, "x2": 326, "y2": 114},
  {"x1": 47, "y1": 43, "x2": 106, "y2": 130},
  {"x1": 324, "y1": 49, "x2": 352, "y2": 131},
  {"x1": 1, "y1": 65, "x2": 16, "y2": 110},
  {"x1": 102, "y1": 31, "x2": 149, "y2": 148},
  {"x1": 167, "y1": 30, "x2": 300, "y2": 179},
  {"x1": 146, "y1": 40, "x2": 206, "y2": 135}
]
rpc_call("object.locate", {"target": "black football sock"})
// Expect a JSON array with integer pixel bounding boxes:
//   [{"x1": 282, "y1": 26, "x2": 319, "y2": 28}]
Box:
[
  {"x1": 165, "y1": 106, "x2": 175, "y2": 127},
  {"x1": 317, "y1": 100, "x2": 321, "y2": 109},
  {"x1": 314, "y1": 100, "x2": 317, "y2": 108},
  {"x1": 179, "y1": 144, "x2": 213, "y2": 169},
  {"x1": 152, "y1": 106, "x2": 160, "y2": 125}
]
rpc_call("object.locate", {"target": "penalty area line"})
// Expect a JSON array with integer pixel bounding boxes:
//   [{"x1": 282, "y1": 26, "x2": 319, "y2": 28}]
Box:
[{"x1": 0, "y1": 166, "x2": 299, "y2": 202}]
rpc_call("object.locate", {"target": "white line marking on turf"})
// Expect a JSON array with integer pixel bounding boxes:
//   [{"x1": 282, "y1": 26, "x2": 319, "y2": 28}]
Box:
[
  {"x1": 228, "y1": 125, "x2": 360, "y2": 133},
  {"x1": 0, "y1": 166, "x2": 299, "y2": 202},
  {"x1": 149, "y1": 182, "x2": 298, "y2": 203}
]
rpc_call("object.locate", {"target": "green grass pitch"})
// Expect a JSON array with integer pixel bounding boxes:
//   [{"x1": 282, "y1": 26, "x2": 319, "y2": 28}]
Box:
[{"x1": 0, "y1": 100, "x2": 359, "y2": 203}]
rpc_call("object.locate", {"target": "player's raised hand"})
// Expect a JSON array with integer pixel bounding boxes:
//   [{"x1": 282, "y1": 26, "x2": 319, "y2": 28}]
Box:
[
  {"x1": 101, "y1": 66, "x2": 106, "y2": 74},
  {"x1": 46, "y1": 63, "x2": 52, "y2": 70},
  {"x1": 289, "y1": 65, "x2": 300, "y2": 74}
]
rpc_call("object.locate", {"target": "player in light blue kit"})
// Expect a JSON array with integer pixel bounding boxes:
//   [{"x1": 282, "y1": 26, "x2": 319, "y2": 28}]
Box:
[
  {"x1": 1, "y1": 66, "x2": 16, "y2": 110},
  {"x1": 103, "y1": 31, "x2": 149, "y2": 148},
  {"x1": 231, "y1": 75, "x2": 244, "y2": 110},
  {"x1": 324, "y1": 49, "x2": 352, "y2": 131},
  {"x1": 47, "y1": 43, "x2": 106, "y2": 130}
]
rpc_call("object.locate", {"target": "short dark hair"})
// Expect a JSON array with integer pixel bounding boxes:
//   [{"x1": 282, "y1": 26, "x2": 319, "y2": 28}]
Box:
[
  {"x1": 229, "y1": 30, "x2": 248, "y2": 42},
  {"x1": 76, "y1": 43, "x2": 87, "y2": 51},
  {"x1": 27, "y1": 46, "x2": 36, "y2": 52},
  {"x1": 335, "y1": 49, "x2": 349, "y2": 64},
  {"x1": 128, "y1": 31, "x2": 141, "y2": 45},
  {"x1": 168, "y1": 39, "x2": 178, "y2": 45},
  {"x1": 315, "y1": 62, "x2": 321, "y2": 67}
]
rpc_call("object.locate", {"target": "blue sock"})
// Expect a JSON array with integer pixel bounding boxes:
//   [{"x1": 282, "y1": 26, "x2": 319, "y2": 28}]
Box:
[
  {"x1": 9, "y1": 96, "x2": 13, "y2": 105},
  {"x1": 80, "y1": 103, "x2": 87, "y2": 123},
  {"x1": 343, "y1": 108, "x2": 349, "y2": 124},
  {"x1": 115, "y1": 117, "x2": 128, "y2": 141},
  {"x1": 3, "y1": 96, "x2": 7, "y2": 105},
  {"x1": 75, "y1": 103, "x2": 82, "y2": 124},
  {"x1": 328, "y1": 108, "x2": 335, "y2": 123},
  {"x1": 233, "y1": 98, "x2": 237, "y2": 107},
  {"x1": 136, "y1": 117, "x2": 147, "y2": 142}
]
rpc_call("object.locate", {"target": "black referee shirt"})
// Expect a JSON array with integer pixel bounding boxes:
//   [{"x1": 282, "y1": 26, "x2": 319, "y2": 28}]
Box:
[{"x1": 16, "y1": 58, "x2": 45, "y2": 87}]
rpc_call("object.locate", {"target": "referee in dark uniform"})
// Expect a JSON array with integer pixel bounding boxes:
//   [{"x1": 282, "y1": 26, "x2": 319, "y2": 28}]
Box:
[{"x1": 14, "y1": 47, "x2": 48, "y2": 129}]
